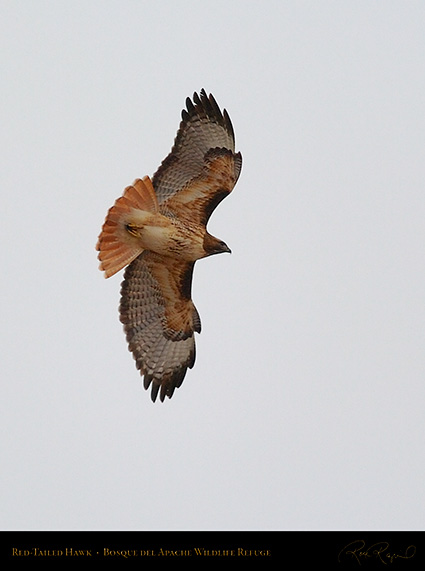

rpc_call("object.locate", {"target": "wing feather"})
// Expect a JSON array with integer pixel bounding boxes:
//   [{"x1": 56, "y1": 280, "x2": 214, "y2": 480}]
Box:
[
  {"x1": 119, "y1": 252, "x2": 200, "y2": 401},
  {"x1": 152, "y1": 89, "x2": 242, "y2": 225},
  {"x1": 164, "y1": 147, "x2": 242, "y2": 226}
]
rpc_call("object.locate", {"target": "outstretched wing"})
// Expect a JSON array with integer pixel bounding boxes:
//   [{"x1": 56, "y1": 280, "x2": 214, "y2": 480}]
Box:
[
  {"x1": 153, "y1": 89, "x2": 242, "y2": 226},
  {"x1": 119, "y1": 252, "x2": 201, "y2": 402}
]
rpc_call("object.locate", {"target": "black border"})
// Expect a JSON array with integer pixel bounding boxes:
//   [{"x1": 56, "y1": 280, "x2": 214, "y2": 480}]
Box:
[{"x1": 2, "y1": 531, "x2": 424, "y2": 568}]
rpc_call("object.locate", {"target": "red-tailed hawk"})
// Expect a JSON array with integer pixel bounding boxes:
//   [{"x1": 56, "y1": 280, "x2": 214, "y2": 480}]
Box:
[{"x1": 97, "y1": 90, "x2": 242, "y2": 402}]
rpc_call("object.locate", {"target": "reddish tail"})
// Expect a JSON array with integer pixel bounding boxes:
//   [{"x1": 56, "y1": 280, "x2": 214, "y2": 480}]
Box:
[{"x1": 96, "y1": 176, "x2": 158, "y2": 278}]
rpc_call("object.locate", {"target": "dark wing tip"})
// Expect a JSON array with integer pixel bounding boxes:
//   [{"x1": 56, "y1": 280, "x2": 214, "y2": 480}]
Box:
[
  {"x1": 182, "y1": 89, "x2": 230, "y2": 134},
  {"x1": 144, "y1": 366, "x2": 190, "y2": 403},
  {"x1": 207, "y1": 92, "x2": 223, "y2": 119},
  {"x1": 193, "y1": 90, "x2": 202, "y2": 106},
  {"x1": 185, "y1": 96, "x2": 195, "y2": 113},
  {"x1": 223, "y1": 108, "x2": 235, "y2": 143},
  {"x1": 150, "y1": 381, "x2": 160, "y2": 403}
]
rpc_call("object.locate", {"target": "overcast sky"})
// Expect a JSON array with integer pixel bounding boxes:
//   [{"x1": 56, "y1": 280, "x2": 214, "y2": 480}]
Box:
[{"x1": 1, "y1": 1, "x2": 424, "y2": 531}]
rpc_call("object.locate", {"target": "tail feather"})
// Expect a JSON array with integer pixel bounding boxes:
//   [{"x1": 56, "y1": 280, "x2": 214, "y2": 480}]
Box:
[
  {"x1": 127, "y1": 177, "x2": 158, "y2": 212},
  {"x1": 96, "y1": 176, "x2": 159, "y2": 278}
]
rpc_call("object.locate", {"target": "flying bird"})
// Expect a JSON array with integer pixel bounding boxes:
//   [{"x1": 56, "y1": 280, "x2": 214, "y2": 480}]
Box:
[{"x1": 96, "y1": 90, "x2": 242, "y2": 402}]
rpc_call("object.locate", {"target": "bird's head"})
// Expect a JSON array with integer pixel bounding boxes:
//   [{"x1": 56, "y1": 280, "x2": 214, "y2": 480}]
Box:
[{"x1": 203, "y1": 232, "x2": 232, "y2": 257}]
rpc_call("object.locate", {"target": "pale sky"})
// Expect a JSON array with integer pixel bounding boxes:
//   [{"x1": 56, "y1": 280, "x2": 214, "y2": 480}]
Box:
[{"x1": 1, "y1": 0, "x2": 424, "y2": 531}]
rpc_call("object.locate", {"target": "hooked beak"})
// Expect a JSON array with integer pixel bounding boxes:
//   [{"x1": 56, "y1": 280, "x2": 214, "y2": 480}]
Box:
[{"x1": 219, "y1": 241, "x2": 231, "y2": 254}]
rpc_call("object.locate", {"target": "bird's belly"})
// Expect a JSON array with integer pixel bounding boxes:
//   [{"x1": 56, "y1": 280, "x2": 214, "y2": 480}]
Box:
[{"x1": 139, "y1": 222, "x2": 204, "y2": 261}]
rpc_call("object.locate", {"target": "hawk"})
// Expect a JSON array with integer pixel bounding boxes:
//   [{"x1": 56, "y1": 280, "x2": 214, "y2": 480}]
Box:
[{"x1": 96, "y1": 90, "x2": 242, "y2": 401}]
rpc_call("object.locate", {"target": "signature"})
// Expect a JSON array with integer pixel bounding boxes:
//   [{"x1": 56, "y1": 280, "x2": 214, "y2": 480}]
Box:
[{"x1": 338, "y1": 540, "x2": 416, "y2": 566}]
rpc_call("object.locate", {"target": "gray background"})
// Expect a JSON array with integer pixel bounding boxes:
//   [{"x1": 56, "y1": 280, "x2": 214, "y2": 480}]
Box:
[{"x1": 1, "y1": 1, "x2": 424, "y2": 530}]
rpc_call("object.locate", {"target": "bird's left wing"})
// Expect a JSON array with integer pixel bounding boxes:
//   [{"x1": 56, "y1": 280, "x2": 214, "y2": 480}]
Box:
[
  {"x1": 119, "y1": 251, "x2": 201, "y2": 402},
  {"x1": 153, "y1": 89, "x2": 242, "y2": 226}
]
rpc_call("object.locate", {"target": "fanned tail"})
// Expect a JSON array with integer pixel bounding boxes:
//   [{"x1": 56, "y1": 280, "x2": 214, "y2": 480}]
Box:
[{"x1": 96, "y1": 176, "x2": 159, "y2": 278}]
